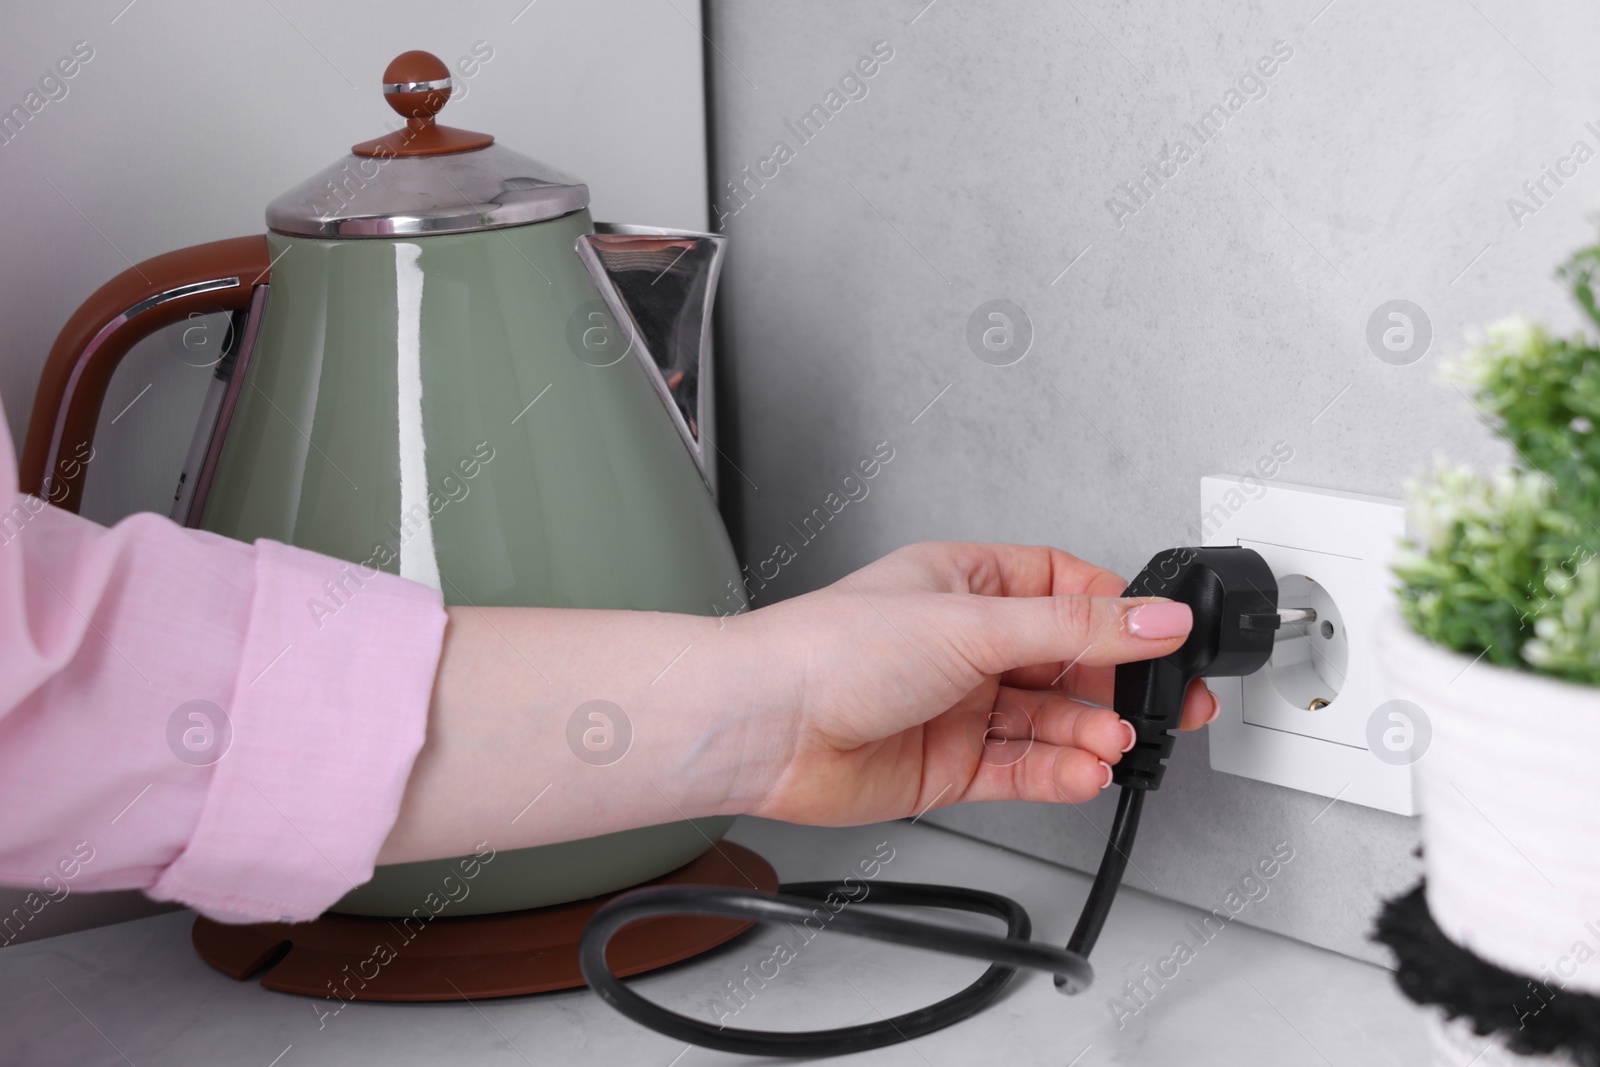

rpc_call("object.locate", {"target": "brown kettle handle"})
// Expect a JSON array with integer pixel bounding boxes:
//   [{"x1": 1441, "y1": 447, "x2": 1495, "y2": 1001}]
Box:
[{"x1": 19, "y1": 235, "x2": 274, "y2": 513}]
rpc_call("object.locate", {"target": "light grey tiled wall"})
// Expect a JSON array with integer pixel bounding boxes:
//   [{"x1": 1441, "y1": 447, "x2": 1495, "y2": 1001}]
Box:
[{"x1": 703, "y1": 0, "x2": 1600, "y2": 962}]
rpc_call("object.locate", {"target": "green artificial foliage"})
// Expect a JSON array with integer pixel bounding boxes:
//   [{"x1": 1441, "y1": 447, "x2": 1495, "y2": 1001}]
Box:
[{"x1": 1393, "y1": 244, "x2": 1600, "y2": 685}]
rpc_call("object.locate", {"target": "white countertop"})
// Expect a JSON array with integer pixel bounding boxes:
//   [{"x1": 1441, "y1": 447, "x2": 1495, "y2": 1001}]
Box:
[{"x1": 0, "y1": 817, "x2": 1430, "y2": 1066}]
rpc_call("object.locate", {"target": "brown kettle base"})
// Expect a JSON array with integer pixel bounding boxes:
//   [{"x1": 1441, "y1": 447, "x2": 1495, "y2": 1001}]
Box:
[{"x1": 191, "y1": 842, "x2": 777, "y2": 1002}]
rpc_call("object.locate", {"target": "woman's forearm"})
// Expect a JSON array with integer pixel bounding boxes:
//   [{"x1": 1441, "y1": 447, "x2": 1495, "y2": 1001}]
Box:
[{"x1": 375, "y1": 604, "x2": 796, "y2": 865}]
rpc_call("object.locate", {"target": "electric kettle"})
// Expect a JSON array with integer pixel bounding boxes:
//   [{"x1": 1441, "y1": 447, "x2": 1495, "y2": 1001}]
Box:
[{"x1": 20, "y1": 51, "x2": 741, "y2": 916}]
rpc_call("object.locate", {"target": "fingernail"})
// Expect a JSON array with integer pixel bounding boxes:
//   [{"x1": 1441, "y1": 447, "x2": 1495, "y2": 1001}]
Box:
[
  {"x1": 1098, "y1": 760, "x2": 1114, "y2": 789},
  {"x1": 1119, "y1": 719, "x2": 1137, "y2": 752},
  {"x1": 1205, "y1": 689, "x2": 1221, "y2": 725},
  {"x1": 1126, "y1": 601, "x2": 1193, "y2": 639}
]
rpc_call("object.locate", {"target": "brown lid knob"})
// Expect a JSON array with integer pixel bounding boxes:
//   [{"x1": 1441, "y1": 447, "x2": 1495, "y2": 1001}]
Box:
[{"x1": 353, "y1": 50, "x2": 493, "y2": 159}]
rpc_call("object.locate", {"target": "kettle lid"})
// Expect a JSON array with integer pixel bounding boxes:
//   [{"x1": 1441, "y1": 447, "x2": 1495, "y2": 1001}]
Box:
[{"x1": 265, "y1": 50, "x2": 589, "y2": 239}]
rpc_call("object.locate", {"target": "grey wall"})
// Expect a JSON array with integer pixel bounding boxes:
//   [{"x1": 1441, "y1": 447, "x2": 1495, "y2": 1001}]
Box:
[
  {"x1": 0, "y1": 0, "x2": 709, "y2": 944},
  {"x1": 703, "y1": 0, "x2": 1600, "y2": 963}
]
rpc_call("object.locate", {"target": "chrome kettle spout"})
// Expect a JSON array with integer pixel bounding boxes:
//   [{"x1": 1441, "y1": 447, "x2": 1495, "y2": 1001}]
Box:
[{"x1": 575, "y1": 224, "x2": 726, "y2": 496}]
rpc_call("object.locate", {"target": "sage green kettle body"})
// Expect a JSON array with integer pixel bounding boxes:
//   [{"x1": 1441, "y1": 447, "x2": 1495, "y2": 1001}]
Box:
[{"x1": 21, "y1": 51, "x2": 739, "y2": 916}]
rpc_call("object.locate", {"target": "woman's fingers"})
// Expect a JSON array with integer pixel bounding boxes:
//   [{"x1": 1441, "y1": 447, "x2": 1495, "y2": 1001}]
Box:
[
  {"x1": 946, "y1": 689, "x2": 1134, "y2": 809},
  {"x1": 958, "y1": 740, "x2": 1117, "y2": 806},
  {"x1": 955, "y1": 681, "x2": 1219, "y2": 815},
  {"x1": 982, "y1": 686, "x2": 1133, "y2": 765},
  {"x1": 963, "y1": 684, "x2": 1209, "y2": 806},
  {"x1": 1001, "y1": 660, "x2": 1218, "y2": 732},
  {"x1": 1178, "y1": 677, "x2": 1221, "y2": 730}
]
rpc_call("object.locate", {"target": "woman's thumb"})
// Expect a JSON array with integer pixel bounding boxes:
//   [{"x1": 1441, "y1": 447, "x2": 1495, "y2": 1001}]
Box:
[{"x1": 958, "y1": 594, "x2": 1193, "y2": 675}]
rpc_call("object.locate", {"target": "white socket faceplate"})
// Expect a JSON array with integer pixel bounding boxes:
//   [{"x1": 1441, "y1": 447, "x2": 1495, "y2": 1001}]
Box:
[{"x1": 1200, "y1": 476, "x2": 1415, "y2": 816}]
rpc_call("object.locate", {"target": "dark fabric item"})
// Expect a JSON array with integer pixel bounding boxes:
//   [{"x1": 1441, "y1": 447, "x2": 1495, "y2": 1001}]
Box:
[{"x1": 1373, "y1": 881, "x2": 1600, "y2": 1066}]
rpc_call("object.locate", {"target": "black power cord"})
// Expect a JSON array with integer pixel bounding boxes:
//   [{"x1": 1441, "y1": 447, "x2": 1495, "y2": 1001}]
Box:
[
  {"x1": 1064, "y1": 786, "x2": 1146, "y2": 965},
  {"x1": 578, "y1": 546, "x2": 1287, "y2": 1058},
  {"x1": 580, "y1": 881, "x2": 1092, "y2": 1057}
]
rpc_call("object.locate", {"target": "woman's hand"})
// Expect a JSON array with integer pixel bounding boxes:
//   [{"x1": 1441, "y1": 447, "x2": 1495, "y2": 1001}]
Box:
[
  {"x1": 737, "y1": 541, "x2": 1218, "y2": 826},
  {"x1": 379, "y1": 541, "x2": 1217, "y2": 865}
]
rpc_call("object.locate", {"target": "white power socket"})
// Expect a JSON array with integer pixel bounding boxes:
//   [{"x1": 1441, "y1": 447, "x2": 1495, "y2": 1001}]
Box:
[{"x1": 1200, "y1": 476, "x2": 1415, "y2": 816}]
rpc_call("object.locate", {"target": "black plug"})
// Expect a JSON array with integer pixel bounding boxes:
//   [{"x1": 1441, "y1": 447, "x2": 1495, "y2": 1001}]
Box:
[{"x1": 1112, "y1": 546, "x2": 1289, "y2": 791}]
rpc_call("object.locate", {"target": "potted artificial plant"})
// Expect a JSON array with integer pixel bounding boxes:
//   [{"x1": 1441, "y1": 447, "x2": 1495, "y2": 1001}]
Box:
[{"x1": 1376, "y1": 243, "x2": 1600, "y2": 1067}]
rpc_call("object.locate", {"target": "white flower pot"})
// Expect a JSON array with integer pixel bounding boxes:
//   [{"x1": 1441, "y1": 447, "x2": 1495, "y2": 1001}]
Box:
[
  {"x1": 1377, "y1": 608, "x2": 1600, "y2": 992},
  {"x1": 1379, "y1": 610, "x2": 1600, "y2": 1065}
]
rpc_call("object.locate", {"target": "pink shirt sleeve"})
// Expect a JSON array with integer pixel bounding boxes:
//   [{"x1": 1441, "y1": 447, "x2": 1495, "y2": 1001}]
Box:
[{"x1": 0, "y1": 406, "x2": 448, "y2": 925}]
